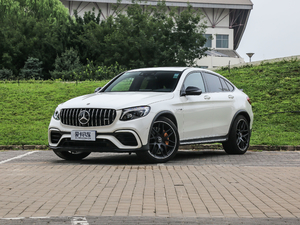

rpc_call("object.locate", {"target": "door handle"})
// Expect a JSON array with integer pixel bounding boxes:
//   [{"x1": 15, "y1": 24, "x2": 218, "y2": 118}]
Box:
[
  {"x1": 204, "y1": 95, "x2": 211, "y2": 100},
  {"x1": 228, "y1": 95, "x2": 234, "y2": 99}
]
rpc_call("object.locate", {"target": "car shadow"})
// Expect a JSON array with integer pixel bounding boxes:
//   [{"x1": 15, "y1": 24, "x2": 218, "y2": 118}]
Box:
[
  {"x1": 174, "y1": 150, "x2": 227, "y2": 160},
  {"x1": 52, "y1": 150, "x2": 228, "y2": 165}
]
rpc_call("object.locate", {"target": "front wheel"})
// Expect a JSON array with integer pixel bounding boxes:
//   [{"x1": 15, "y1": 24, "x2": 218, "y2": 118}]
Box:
[
  {"x1": 53, "y1": 150, "x2": 91, "y2": 160},
  {"x1": 222, "y1": 115, "x2": 250, "y2": 154},
  {"x1": 137, "y1": 117, "x2": 179, "y2": 163}
]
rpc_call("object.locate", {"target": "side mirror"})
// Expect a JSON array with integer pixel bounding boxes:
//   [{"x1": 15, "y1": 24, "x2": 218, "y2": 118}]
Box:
[
  {"x1": 181, "y1": 86, "x2": 202, "y2": 96},
  {"x1": 94, "y1": 87, "x2": 102, "y2": 93}
]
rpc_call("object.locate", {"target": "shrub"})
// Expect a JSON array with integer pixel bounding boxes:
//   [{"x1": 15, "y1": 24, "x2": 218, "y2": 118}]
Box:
[
  {"x1": 50, "y1": 48, "x2": 82, "y2": 80},
  {"x1": 0, "y1": 68, "x2": 14, "y2": 80},
  {"x1": 19, "y1": 57, "x2": 43, "y2": 80},
  {"x1": 74, "y1": 60, "x2": 127, "y2": 81}
]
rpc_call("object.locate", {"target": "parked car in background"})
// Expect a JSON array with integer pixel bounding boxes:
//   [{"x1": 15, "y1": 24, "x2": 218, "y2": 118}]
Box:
[{"x1": 48, "y1": 67, "x2": 253, "y2": 163}]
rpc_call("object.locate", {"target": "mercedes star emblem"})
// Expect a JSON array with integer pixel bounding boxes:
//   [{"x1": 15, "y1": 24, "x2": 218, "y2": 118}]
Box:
[{"x1": 78, "y1": 110, "x2": 90, "y2": 125}]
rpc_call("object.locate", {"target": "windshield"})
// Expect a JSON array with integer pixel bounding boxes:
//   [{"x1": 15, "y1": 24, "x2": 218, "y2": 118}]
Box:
[{"x1": 103, "y1": 71, "x2": 182, "y2": 92}]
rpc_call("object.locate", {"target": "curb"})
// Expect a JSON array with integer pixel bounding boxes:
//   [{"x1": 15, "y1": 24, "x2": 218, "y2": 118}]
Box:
[
  {"x1": 0, "y1": 144, "x2": 300, "y2": 151},
  {"x1": 0, "y1": 145, "x2": 49, "y2": 150}
]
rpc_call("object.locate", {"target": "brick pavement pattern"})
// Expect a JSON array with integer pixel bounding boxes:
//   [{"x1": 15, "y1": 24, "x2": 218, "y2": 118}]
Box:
[{"x1": 0, "y1": 150, "x2": 300, "y2": 219}]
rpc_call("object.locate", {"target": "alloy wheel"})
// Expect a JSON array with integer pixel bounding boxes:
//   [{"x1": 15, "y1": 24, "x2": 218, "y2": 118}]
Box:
[
  {"x1": 148, "y1": 120, "x2": 177, "y2": 160},
  {"x1": 236, "y1": 119, "x2": 250, "y2": 151}
]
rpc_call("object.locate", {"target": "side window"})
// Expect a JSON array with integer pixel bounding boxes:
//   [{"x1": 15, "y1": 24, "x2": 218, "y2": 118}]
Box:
[
  {"x1": 220, "y1": 78, "x2": 230, "y2": 92},
  {"x1": 183, "y1": 72, "x2": 206, "y2": 92},
  {"x1": 203, "y1": 73, "x2": 222, "y2": 92},
  {"x1": 225, "y1": 80, "x2": 234, "y2": 91}
]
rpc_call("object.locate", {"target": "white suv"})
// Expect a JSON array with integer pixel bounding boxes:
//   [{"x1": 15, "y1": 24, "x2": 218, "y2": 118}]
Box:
[{"x1": 48, "y1": 67, "x2": 253, "y2": 163}]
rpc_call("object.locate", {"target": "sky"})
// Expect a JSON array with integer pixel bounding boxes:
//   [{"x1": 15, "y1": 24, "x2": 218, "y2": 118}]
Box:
[{"x1": 237, "y1": 0, "x2": 300, "y2": 62}]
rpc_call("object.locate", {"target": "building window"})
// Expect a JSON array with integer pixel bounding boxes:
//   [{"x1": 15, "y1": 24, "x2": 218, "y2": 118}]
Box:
[
  {"x1": 204, "y1": 34, "x2": 212, "y2": 48},
  {"x1": 216, "y1": 34, "x2": 228, "y2": 48}
]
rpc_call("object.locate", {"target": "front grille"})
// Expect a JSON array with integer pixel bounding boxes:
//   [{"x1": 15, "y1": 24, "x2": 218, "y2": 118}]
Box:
[
  {"x1": 59, "y1": 138, "x2": 117, "y2": 148},
  {"x1": 60, "y1": 108, "x2": 116, "y2": 127}
]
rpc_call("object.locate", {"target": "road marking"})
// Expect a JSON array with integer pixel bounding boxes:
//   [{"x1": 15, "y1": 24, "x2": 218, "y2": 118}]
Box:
[
  {"x1": 71, "y1": 217, "x2": 89, "y2": 225},
  {"x1": 30, "y1": 217, "x2": 51, "y2": 219},
  {"x1": 1, "y1": 217, "x2": 25, "y2": 220},
  {"x1": 0, "y1": 151, "x2": 40, "y2": 165}
]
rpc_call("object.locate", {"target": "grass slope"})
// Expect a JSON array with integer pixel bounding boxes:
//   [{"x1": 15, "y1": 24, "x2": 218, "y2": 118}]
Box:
[
  {"x1": 0, "y1": 59, "x2": 299, "y2": 146},
  {"x1": 216, "y1": 59, "x2": 300, "y2": 146},
  {"x1": 0, "y1": 81, "x2": 108, "y2": 145}
]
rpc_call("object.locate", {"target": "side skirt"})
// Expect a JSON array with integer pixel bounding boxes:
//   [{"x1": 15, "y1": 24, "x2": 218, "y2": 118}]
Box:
[{"x1": 180, "y1": 136, "x2": 228, "y2": 146}]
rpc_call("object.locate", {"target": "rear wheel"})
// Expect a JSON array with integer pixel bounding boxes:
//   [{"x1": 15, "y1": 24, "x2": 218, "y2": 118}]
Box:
[
  {"x1": 223, "y1": 115, "x2": 250, "y2": 154},
  {"x1": 137, "y1": 117, "x2": 179, "y2": 163},
  {"x1": 53, "y1": 150, "x2": 91, "y2": 160}
]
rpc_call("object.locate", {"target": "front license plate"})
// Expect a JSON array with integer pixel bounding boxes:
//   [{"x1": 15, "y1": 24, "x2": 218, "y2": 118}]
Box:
[{"x1": 71, "y1": 131, "x2": 96, "y2": 141}]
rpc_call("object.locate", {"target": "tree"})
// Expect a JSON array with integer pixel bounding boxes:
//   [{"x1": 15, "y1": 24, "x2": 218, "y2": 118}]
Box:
[
  {"x1": 101, "y1": 1, "x2": 208, "y2": 67},
  {"x1": 0, "y1": 0, "x2": 208, "y2": 80},
  {"x1": 66, "y1": 1, "x2": 208, "y2": 69},
  {"x1": 0, "y1": 0, "x2": 69, "y2": 78}
]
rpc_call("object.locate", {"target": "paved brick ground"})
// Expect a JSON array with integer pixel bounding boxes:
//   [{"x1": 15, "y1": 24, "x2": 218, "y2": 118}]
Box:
[{"x1": 0, "y1": 150, "x2": 300, "y2": 221}]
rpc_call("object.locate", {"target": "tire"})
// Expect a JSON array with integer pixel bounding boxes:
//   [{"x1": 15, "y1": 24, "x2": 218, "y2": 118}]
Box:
[
  {"x1": 53, "y1": 150, "x2": 91, "y2": 160},
  {"x1": 222, "y1": 115, "x2": 250, "y2": 154},
  {"x1": 137, "y1": 117, "x2": 179, "y2": 163}
]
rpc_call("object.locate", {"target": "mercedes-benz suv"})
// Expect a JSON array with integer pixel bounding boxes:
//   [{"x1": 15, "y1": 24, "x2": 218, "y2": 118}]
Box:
[{"x1": 48, "y1": 67, "x2": 253, "y2": 163}]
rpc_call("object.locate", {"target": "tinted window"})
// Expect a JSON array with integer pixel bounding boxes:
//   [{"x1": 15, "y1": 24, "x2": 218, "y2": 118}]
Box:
[
  {"x1": 220, "y1": 78, "x2": 230, "y2": 92},
  {"x1": 111, "y1": 77, "x2": 134, "y2": 92},
  {"x1": 183, "y1": 72, "x2": 206, "y2": 92},
  {"x1": 203, "y1": 73, "x2": 222, "y2": 92},
  {"x1": 225, "y1": 80, "x2": 234, "y2": 91},
  {"x1": 103, "y1": 71, "x2": 182, "y2": 92}
]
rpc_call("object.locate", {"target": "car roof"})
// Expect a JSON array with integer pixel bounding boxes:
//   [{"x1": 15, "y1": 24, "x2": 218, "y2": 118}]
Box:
[
  {"x1": 128, "y1": 67, "x2": 189, "y2": 72},
  {"x1": 126, "y1": 67, "x2": 232, "y2": 81}
]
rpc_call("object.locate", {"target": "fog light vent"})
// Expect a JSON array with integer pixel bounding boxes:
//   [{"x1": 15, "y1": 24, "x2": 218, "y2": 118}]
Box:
[
  {"x1": 115, "y1": 133, "x2": 138, "y2": 146},
  {"x1": 51, "y1": 131, "x2": 62, "y2": 144}
]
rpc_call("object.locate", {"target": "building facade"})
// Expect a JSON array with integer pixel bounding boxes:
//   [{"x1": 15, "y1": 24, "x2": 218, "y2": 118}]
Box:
[{"x1": 60, "y1": 0, "x2": 253, "y2": 68}]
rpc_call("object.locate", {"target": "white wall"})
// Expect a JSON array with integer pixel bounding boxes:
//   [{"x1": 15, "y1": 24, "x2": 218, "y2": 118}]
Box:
[{"x1": 196, "y1": 56, "x2": 245, "y2": 69}]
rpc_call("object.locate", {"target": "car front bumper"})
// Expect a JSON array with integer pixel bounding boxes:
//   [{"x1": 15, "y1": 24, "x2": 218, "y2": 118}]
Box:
[
  {"x1": 48, "y1": 128, "x2": 149, "y2": 152},
  {"x1": 48, "y1": 110, "x2": 154, "y2": 153}
]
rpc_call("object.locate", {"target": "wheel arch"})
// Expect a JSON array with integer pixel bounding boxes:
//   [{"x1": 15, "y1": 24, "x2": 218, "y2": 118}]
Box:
[
  {"x1": 137, "y1": 111, "x2": 179, "y2": 163},
  {"x1": 228, "y1": 110, "x2": 251, "y2": 135},
  {"x1": 152, "y1": 110, "x2": 178, "y2": 128},
  {"x1": 146, "y1": 110, "x2": 179, "y2": 147}
]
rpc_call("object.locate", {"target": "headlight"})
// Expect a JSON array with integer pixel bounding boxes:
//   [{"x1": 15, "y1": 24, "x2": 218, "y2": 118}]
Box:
[
  {"x1": 53, "y1": 107, "x2": 61, "y2": 120},
  {"x1": 120, "y1": 106, "x2": 150, "y2": 121}
]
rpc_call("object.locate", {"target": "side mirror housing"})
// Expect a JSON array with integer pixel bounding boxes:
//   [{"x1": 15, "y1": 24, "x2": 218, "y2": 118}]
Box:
[
  {"x1": 94, "y1": 87, "x2": 102, "y2": 93},
  {"x1": 181, "y1": 86, "x2": 202, "y2": 96}
]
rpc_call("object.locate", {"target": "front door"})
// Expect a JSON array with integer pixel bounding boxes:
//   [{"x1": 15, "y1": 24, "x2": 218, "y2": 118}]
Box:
[{"x1": 179, "y1": 72, "x2": 215, "y2": 140}]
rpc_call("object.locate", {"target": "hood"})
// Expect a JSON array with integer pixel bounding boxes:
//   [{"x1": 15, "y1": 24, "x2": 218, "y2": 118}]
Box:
[{"x1": 59, "y1": 92, "x2": 174, "y2": 109}]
